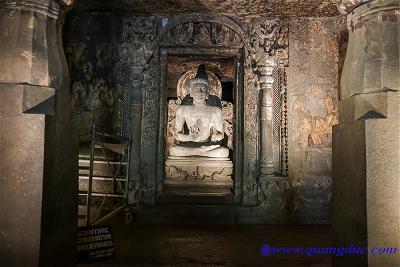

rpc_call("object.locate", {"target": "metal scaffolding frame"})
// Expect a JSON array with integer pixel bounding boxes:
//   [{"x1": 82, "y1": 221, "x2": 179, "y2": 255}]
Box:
[{"x1": 79, "y1": 123, "x2": 136, "y2": 226}]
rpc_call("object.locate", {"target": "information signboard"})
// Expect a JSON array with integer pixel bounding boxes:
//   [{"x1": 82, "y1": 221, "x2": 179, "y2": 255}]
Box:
[{"x1": 78, "y1": 225, "x2": 115, "y2": 262}]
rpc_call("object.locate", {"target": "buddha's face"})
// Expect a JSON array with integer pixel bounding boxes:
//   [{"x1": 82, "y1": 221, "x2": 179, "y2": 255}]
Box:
[{"x1": 191, "y1": 83, "x2": 209, "y2": 103}]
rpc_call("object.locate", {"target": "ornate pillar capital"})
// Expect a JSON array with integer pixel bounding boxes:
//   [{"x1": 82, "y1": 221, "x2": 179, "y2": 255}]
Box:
[
  {"x1": 340, "y1": 0, "x2": 400, "y2": 102},
  {"x1": 0, "y1": 0, "x2": 71, "y2": 114},
  {"x1": 347, "y1": 0, "x2": 400, "y2": 23},
  {"x1": 0, "y1": 0, "x2": 74, "y2": 18}
]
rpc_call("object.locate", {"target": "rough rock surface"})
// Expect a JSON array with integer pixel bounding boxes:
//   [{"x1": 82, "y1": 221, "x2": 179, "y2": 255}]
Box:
[
  {"x1": 287, "y1": 17, "x2": 340, "y2": 224},
  {"x1": 72, "y1": 0, "x2": 340, "y2": 18}
]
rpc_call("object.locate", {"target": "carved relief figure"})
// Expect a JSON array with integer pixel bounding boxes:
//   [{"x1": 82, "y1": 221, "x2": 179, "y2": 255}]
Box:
[
  {"x1": 193, "y1": 23, "x2": 211, "y2": 45},
  {"x1": 170, "y1": 64, "x2": 229, "y2": 158},
  {"x1": 211, "y1": 24, "x2": 229, "y2": 45},
  {"x1": 173, "y1": 23, "x2": 194, "y2": 44}
]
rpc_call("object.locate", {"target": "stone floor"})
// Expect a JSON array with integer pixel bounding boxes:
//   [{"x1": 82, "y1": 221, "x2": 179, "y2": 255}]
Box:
[{"x1": 78, "y1": 215, "x2": 331, "y2": 267}]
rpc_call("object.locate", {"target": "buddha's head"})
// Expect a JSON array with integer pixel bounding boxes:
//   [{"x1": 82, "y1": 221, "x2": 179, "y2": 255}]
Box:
[{"x1": 190, "y1": 64, "x2": 209, "y2": 103}]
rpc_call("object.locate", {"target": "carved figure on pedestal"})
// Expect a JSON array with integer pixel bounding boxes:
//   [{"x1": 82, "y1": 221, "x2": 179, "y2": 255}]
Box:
[
  {"x1": 170, "y1": 64, "x2": 229, "y2": 158},
  {"x1": 165, "y1": 64, "x2": 233, "y2": 183}
]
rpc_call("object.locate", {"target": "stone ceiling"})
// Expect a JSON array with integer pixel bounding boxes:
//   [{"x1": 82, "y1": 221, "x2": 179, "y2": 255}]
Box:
[{"x1": 72, "y1": 0, "x2": 340, "y2": 18}]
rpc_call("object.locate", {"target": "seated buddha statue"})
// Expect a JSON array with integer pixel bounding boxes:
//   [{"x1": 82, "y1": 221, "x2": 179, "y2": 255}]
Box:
[{"x1": 169, "y1": 64, "x2": 229, "y2": 158}]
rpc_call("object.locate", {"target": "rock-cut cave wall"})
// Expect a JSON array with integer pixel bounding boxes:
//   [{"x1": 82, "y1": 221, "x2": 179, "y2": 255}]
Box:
[
  {"x1": 287, "y1": 17, "x2": 342, "y2": 224},
  {"x1": 64, "y1": 12, "x2": 341, "y2": 224},
  {"x1": 64, "y1": 13, "x2": 122, "y2": 140}
]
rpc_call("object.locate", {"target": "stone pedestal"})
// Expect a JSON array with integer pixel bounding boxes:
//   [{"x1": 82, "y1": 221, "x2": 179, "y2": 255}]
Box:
[{"x1": 165, "y1": 156, "x2": 233, "y2": 183}]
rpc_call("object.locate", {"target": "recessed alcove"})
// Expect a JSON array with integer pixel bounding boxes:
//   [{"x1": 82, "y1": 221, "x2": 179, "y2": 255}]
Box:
[{"x1": 162, "y1": 56, "x2": 237, "y2": 198}]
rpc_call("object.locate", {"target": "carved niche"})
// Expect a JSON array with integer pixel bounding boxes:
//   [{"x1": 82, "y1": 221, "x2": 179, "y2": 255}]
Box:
[{"x1": 117, "y1": 13, "x2": 290, "y2": 205}]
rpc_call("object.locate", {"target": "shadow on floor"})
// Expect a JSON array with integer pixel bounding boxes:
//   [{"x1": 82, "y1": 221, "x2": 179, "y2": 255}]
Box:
[{"x1": 78, "y1": 214, "x2": 331, "y2": 267}]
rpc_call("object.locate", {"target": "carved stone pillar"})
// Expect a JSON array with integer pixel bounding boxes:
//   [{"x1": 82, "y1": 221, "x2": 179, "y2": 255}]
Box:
[
  {"x1": 333, "y1": 1, "x2": 400, "y2": 266},
  {"x1": 128, "y1": 66, "x2": 143, "y2": 205},
  {"x1": 259, "y1": 57, "x2": 276, "y2": 175},
  {"x1": 0, "y1": 0, "x2": 77, "y2": 266},
  {"x1": 120, "y1": 17, "x2": 158, "y2": 205}
]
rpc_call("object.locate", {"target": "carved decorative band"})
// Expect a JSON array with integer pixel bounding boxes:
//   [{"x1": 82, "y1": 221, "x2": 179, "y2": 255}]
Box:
[
  {"x1": 259, "y1": 75, "x2": 275, "y2": 85},
  {"x1": 153, "y1": 12, "x2": 251, "y2": 51},
  {"x1": 0, "y1": 0, "x2": 60, "y2": 18},
  {"x1": 258, "y1": 66, "x2": 275, "y2": 75}
]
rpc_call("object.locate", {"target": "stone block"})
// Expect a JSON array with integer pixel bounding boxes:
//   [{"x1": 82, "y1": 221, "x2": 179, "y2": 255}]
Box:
[
  {"x1": 332, "y1": 91, "x2": 400, "y2": 266},
  {"x1": 0, "y1": 113, "x2": 45, "y2": 267}
]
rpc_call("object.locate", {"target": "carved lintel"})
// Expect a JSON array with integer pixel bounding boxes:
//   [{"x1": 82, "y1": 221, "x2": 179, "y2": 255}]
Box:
[
  {"x1": 211, "y1": 23, "x2": 241, "y2": 46},
  {"x1": 160, "y1": 20, "x2": 243, "y2": 47},
  {"x1": 172, "y1": 23, "x2": 193, "y2": 44}
]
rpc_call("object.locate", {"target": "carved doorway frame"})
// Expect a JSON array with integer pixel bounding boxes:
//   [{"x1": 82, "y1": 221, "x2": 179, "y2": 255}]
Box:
[
  {"x1": 139, "y1": 14, "x2": 290, "y2": 206},
  {"x1": 154, "y1": 46, "x2": 244, "y2": 204}
]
